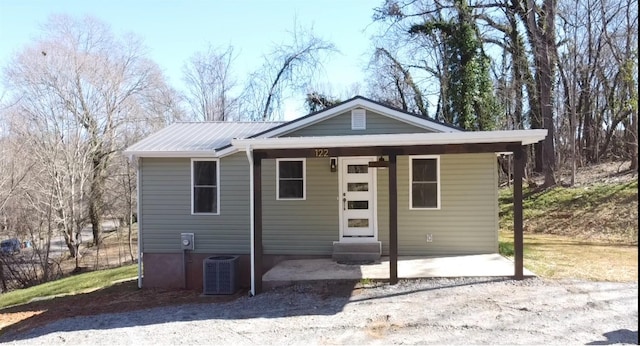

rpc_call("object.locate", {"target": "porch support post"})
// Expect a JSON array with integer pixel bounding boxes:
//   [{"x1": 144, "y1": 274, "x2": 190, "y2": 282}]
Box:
[
  {"x1": 388, "y1": 153, "x2": 398, "y2": 285},
  {"x1": 253, "y1": 153, "x2": 263, "y2": 293},
  {"x1": 513, "y1": 146, "x2": 525, "y2": 280}
]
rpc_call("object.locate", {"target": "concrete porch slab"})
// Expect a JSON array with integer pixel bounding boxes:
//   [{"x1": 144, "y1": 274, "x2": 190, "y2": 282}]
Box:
[{"x1": 263, "y1": 254, "x2": 536, "y2": 282}]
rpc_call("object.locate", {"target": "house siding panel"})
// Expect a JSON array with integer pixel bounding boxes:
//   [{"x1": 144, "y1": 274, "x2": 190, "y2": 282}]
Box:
[
  {"x1": 262, "y1": 158, "x2": 339, "y2": 255},
  {"x1": 140, "y1": 154, "x2": 250, "y2": 254},
  {"x1": 284, "y1": 110, "x2": 433, "y2": 137},
  {"x1": 140, "y1": 153, "x2": 497, "y2": 257},
  {"x1": 377, "y1": 153, "x2": 498, "y2": 255}
]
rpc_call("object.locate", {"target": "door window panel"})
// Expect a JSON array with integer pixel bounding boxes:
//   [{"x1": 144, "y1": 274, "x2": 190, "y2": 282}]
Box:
[
  {"x1": 348, "y1": 218, "x2": 369, "y2": 227},
  {"x1": 347, "y1": 182, "x2": 368, "y2": 191},
  {"x1": 348, "y1": 201, "x2": 369, "y2": 209},
  {"x1": 347, "y1": 165, "x2": 368, "y2": 174}
]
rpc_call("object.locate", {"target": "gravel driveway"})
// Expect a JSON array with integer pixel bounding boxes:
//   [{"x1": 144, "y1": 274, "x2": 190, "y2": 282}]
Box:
[{"x1": 2, "y1": 277, "x2": 637, "y2": 345}]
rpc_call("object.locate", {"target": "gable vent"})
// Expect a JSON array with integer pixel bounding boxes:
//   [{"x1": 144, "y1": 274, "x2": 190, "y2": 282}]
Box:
[{"x1": 351, "y1": 109, "x2": 366, "y2": 130}]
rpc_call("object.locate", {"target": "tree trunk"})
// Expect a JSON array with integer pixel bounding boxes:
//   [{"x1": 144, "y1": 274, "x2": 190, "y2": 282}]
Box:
[
  {"x1": 89, "y1": 154, "x2": 106, "y2": 247},
  {"x1": 628, "y1": 115, "x2": 638, "y2": 171},
  {"x1": 517, "y1": 0, "x2": 558, "y2": 186},
  {"x1": 0, "y1": 261, "x2": 7, "y2": 293}
]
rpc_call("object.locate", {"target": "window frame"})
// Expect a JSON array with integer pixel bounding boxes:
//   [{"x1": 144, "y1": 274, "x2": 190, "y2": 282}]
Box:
[
  {"x1": 409, "y1": 155, "x2": 441, "y2": 210},
  {"x1": 191, "y1": 158, "x2": 220, "y2": 215},
  {"x1": 276, "y1": 158, "x2": 306, "y2": 201}
]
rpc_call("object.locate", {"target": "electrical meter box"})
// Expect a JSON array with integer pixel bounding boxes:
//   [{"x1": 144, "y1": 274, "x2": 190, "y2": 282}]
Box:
[{"x1": 180, "y1": 233, "x2": 194, "y2": 251}]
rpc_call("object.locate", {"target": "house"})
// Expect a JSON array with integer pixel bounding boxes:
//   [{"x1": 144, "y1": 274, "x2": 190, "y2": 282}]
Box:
[{"x1": 124, "y1": 96, "x2": 546, "y2": 295}]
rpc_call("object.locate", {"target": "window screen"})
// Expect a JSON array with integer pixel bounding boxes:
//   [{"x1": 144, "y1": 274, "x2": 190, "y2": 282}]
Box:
[
  {"x1": 278, "y1": 159, "x2": 305, "y2": 199},
  {"x1": 411, "y1": 158, "x2": 438, "y2": 208},
  {"x1": 193, "y1": 160, "x2": 218, "y2": 213}
]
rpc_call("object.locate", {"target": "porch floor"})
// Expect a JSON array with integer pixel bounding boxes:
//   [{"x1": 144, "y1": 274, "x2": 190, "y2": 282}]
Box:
[{"x1": 262, "y1": 254, "x2": 535, "y2": 283}]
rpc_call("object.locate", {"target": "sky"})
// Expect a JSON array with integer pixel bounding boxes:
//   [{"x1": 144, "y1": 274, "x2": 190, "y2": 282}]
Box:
[{"x1": 0, "y1": 0, "x2": 382, "y2": 119}]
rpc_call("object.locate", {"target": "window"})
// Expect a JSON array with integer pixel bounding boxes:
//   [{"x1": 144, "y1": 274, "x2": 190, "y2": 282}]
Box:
[
  {"x1": 192, "y1": 159, "x2": 219, "y2": 214},
  {"x1": 409, "y1": 156, "x2": 440, "y2": 209},
  {"x1": 277, "y1": 158, "x2": 306, "y2": 200}
]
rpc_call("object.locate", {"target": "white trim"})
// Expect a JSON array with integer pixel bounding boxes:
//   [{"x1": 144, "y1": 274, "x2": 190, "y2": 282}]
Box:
[
  {"x1": 129, "y1": 128, "x2": 547, "y2": 158},
  {"x1": 215, "y1": 146, "x2": 237, "y2": 158},
  {"x1": 409, "y1": 155, "x2": 441, "y2": 210},
  {"x1": 245, "y1": 146, "x2": 255, "y2": 297},
  {"x1": 338, "y1": 157, "x2": 378, "y2": 242},
  {"x1": 276, "y1": 158, "x2": 306, "y2": 200},
  {"x1": 191, "y1": 158, "x2": 221, "y2": 215},
  {"x1": 232, "y1": 129, "x2": 548, "y2": 150},
  {"x1": 136, "y1": 157, "x2": 143, "y2": 289},
  {"x1": 124, "y1": 150, "x2": 218, "y2": 158},
  {"x1": 252, "y1": 98, "x2": 459, "y2": 139}
]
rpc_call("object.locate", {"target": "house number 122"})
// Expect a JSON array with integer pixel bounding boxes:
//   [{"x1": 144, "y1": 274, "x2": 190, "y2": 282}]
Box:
[{"x1": 314, "y1": 149, "x2": 329, "y2": 157}]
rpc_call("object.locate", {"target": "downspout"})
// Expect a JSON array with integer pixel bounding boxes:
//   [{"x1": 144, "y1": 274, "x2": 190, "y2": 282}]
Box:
[
  {"x1": 245, "y1": 145, "x2": 255, "y2": 296},
  {"x1": 136, "y1": 157, "x2": 143, "y2": 289}
]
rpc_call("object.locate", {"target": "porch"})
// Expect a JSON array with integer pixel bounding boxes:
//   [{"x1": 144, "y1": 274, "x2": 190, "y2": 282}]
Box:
[
  {"x1": 232, "y1": 130, "x2": 548, "y2": 295},
  {"x1": 263, "y1": 254, "x2": 536, "y2": 288}
]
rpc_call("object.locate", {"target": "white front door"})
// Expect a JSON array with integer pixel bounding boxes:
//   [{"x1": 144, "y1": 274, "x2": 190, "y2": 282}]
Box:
[{"x1": 340, "y1": 157, "x2": 377, "y2": 240}]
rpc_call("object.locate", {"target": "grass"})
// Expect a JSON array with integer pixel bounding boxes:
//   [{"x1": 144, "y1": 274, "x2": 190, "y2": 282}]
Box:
[
  {"x1": 497, "y1": 179, "x2": 637, "y2": 281},
  {"x1": 359, "y1": 278, "x2": 374, "y2": 285},
  {"x1": 0, "y1": 264, "x2": 137, "y2": 309},
  {"x1": 499, "y1": 181, "x2": 638, "y2": 243},
  {"x1": 499, "y1": 231, "x2": 638, "y2": 281}
]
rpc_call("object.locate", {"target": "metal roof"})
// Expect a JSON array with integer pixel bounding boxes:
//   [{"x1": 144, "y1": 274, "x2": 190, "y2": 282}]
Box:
[{"x1": 124, "y1": 121, "x2": 284, "y2": 158}]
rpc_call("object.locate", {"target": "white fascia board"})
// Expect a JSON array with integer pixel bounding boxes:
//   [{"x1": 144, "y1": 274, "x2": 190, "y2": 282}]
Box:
[
  {"x1": 232, "y1": 130, "x2": 548, "y2": 150},
  {"x1": 255, "y1": 99, "x2": 362, "y2": 138},
  {"x1": 122, "y1": 150, "x2": 218, "y2": 158},
  {"x1": 360, "y1": 101, "x2": 459, "y2": 133},
  {"x1": 215, "y1": 146, "x2": 239, "y2": 158},
  {"x1": 254, "y1": 98, "x2": 460, "y2": 139}
]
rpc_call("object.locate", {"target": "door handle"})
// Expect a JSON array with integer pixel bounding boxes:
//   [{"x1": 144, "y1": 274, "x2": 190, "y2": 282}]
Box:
[{"x1": 343, "y1": 198, "x2": 346, "y2": 210}]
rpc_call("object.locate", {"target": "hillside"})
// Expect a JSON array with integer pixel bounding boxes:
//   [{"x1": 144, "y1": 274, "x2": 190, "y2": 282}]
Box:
[{"x1": 499, "y1": 161, "x2": 638, "y2": 244}]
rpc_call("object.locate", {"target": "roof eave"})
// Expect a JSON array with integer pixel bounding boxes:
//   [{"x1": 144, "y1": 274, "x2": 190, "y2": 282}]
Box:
[
  {"x1": 248, "y1": 98, "x2": 462, "y2": 140},
  {"x1": 233, "y1": 130, "x2": 548, "y2": 150},
  {"x1": 123, "y1": 150, "x2": 218, "y2": 159}
]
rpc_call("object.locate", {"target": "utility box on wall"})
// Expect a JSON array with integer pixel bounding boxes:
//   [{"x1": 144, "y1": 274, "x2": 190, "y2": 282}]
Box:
[{"x1": 180, "y1": 233, "x2": 194, "y2": 251}]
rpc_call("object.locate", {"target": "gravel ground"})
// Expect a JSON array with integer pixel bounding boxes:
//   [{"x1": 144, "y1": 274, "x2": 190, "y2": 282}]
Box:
[{"x1": 1, "y1": 277, "x2": 637, "y2": 345}]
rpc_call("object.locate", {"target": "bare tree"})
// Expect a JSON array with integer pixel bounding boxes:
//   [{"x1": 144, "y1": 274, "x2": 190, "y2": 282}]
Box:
[
  {"x1": 2, "y1": 14, "x2": 181, "y2": 251},
  {"x1": 554, "y1": 0, "x2": 638, "y2": 177},
  {"x1": 367, "y1": 47, "x2": 430, "y2": 117},
  {"x1": 183, "y1": 45, "x2": 237, "y2": 121},
  {"x1": 240, "y1": 27, "x2": 336, "y2": 120}
]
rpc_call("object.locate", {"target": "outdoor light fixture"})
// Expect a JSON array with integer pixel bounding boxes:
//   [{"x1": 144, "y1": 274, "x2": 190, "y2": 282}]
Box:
[
  {"x1": 368, "y1": 156, "x2": 389, "y2": 168},
  {"x1": 330, "y1": 157, "x2": 337, "y2": 172}
]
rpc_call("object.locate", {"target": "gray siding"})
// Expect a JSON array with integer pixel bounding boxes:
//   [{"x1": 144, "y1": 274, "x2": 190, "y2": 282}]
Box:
[
  {"x1": 140, "y1": 153, "x2": 498, "y2": 256},
  {"x1": 262, "y1": 158, "x2": 339, "y2": 255},
  {"x1": 377, "y1": 153, "x2": 499, "y2": 255},
  {"x1": 284, "y1": 110, "x2": 433, "y2": 137},
  {"x1": 140, "y1": 153, "x2": 251, "y2": 253}
]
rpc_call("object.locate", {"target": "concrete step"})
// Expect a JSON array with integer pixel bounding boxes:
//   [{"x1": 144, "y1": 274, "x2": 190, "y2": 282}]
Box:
[
  {"x1": 332, "y1": 242, "x2": 381, "y2": 262},
  {"x1": 332, "y1": 242, "x2": 381, "y2": 253},
  {"x1": 332, "y1": 252, "x2": 381, "y2": 262}
]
